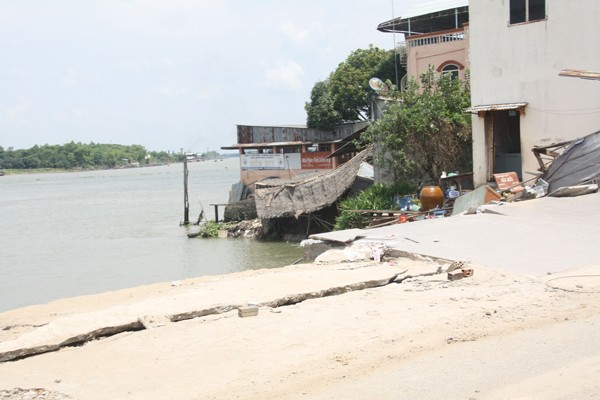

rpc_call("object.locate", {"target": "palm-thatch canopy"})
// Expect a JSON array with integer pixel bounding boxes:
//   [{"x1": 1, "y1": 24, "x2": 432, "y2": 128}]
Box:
[{"x1": 254, "y1": 147, "x2": 373, "y2": 219}]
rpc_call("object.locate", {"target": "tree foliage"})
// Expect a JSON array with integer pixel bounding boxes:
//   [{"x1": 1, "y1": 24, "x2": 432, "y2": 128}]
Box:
[
  {"x1": 362, "y1": 67, "x2": 472, "y2": 184},
  {"x1": 0, "y1": 142, "x2": 184, "y2": 170},
  {"x1": 305, "y1": 80, "x2": 342, "y2": 130},
  {"x1": 305, "y1": 45, "x2": 405, "y2": 129}
]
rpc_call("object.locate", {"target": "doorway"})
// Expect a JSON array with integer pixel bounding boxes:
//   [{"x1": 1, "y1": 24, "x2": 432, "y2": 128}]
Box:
[{"x1": 484, "y1": 110, "x2": 522, "y2": 180}]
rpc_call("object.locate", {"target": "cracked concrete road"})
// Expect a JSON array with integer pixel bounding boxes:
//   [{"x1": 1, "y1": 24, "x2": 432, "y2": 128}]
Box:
[
  {"x1": 0, "y1": 260, "x2": 438, "y2": 362},
  {"x1": 1, "y1": 259, "x2": 599, "y2": 399}
]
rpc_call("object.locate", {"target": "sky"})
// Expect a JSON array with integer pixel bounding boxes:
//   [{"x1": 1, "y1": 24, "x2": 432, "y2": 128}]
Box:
[{"x1": 0, "y1": 0, "x2": 422, "y2": 154}]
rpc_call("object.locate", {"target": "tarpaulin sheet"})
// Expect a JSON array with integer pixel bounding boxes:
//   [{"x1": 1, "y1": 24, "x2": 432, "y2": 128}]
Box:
[{"x1": 541, "y1": 130, "x2": 600, "y2": 194}]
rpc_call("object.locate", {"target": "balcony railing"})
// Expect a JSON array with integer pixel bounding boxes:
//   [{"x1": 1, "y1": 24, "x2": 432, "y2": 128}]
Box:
[{"x1": 406, "y1": 29, "x2": 465, "y2": 48}]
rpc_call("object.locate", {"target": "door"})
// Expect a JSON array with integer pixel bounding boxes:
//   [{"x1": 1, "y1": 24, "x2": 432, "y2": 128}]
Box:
[{"x1": 486, "y1": 110, "x2": 522, "y2": 180}]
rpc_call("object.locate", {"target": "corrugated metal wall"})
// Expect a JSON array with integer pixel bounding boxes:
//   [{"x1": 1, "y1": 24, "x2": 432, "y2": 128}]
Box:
[{"x1": 236, "y1": 125, "x2": 338, "y2": 144}]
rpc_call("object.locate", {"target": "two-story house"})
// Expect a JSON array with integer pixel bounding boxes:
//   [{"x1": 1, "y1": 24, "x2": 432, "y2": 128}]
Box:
[
  {"x1": 466, "y1": 0, "x2": 600, "y2": 186},
  {"x1": 377, "y1": 0, "x2": 469, "y2": 86}
]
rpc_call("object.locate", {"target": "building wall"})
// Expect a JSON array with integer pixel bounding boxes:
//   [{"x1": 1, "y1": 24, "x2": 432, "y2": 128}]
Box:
[
  {"x1": 469, "y1": 0, "x2": 600, "y2": 186},
  {"x1": 238, "y1": 152, "x2": 333, "y2": 186},
  {"x1": 236, "y1": 125, "x2": 338, "y2": 145},
  {"x1": 406, "y1": 29, "x2": 469, "y2": 83}
]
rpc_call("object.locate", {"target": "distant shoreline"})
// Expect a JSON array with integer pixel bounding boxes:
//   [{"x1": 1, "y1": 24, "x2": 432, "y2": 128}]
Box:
[{"x1": 0, "y1": 163, "x2": 176, "y2": 176}]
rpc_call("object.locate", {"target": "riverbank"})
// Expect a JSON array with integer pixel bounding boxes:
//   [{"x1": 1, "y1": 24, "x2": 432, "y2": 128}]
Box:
[
  {"x1": 1, "y1": 255, "x2": 599, "y2": 399},
  {"x1": 1, "y1": 192, "x2": 599, "y2": 399}
]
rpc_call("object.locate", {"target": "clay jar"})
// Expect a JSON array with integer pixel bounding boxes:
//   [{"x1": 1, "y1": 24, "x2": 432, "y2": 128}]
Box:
[{"x1": 419, "y1": 185, "x2": 444, "y2": 211}]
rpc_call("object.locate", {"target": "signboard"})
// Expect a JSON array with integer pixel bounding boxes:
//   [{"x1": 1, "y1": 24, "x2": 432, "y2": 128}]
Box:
[
  {"x1": 241, "y1": 154, "x2": 284, "y2": 170},
  {"x1": 493, "y1": 172, "x2": 520, "y2": 191},
  {"x1": 301, "y1": 152, "x2": 332, "y2": 169}
]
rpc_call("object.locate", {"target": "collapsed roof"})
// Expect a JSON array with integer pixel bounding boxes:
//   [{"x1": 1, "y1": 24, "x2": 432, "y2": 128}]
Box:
[{"x1": 541, "y1": 130, "x2": 600, "y2": 194}]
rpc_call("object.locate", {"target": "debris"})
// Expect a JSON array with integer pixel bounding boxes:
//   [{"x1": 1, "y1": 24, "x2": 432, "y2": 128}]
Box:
[
  {"x1": 452, "y1": 185, "x2": 502, "y2": 215},
  {"x1": 448, "y1": 269, "x2": 464, "y2": 281},
  {"x1": 549, "y1": 184, "x2": 598, "y2": 198},
  {"x1": 461, "y1": 268, "x2": 474, "y2": 277},
  {"x1": 540, "y1": 130, "x2": 600, "y2": 193},
  {"x1": 371, "y1": 246, "x2": 384, "y2": 262},
  {"x1": 446, "y1": 261, "x2": 465, "y2": 272},
  {"x1": 238, "y1": 305, "x2": 259, "y2": 318},
  {"x1": 493, "y1": 172, "x2": 525, "y2": 193}
]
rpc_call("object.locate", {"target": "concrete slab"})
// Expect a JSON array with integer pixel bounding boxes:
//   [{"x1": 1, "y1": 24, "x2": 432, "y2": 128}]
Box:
[
  {"x1": 0, "y1": 260, "x2": 440, "y2": 362},
  {"x1": 323, "y1": 192, "x2": 600, "y2": 276}
]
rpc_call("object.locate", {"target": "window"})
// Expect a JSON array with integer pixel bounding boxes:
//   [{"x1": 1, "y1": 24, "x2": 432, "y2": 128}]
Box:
[
  {"x1": 510, "y1": 0, "x2": 545, "y2": 24},
  {"x1": 441, "y1": 64, "x2": 459, "y2": 80}
]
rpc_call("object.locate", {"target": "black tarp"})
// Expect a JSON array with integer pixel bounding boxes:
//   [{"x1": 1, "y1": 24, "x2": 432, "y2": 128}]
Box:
[{"x1": 541, "y1": 130, "x2": 600, "y2": 194}]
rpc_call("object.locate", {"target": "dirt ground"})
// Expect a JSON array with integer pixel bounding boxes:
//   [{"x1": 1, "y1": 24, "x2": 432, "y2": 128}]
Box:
[{"x1": 1, "y1": 258, "x2": 599, "y2": 399}]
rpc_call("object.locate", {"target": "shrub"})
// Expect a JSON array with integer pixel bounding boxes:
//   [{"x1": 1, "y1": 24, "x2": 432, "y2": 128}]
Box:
[
  {"x1": 334, "y1": 182, "x2": 415, "y2": 230},
  {"x1": 197, "y1": 221, "x2": 221, "y2": 238}
]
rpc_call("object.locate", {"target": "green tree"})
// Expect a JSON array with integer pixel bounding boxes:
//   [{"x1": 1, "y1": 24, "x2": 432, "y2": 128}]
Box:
[
  {"x1": 305, "y1": 80, "x2": 342, "y2": 129},
  {"x1": 305, "y1": 45, "x2": 404, "y2": 129},
  {"x1": 363, "y1": 67, "x2": 472, "y2": 184}
]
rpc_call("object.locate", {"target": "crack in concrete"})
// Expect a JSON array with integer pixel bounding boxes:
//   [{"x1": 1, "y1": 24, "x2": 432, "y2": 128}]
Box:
[
  {"x1": 1, "y1": 268, "x2": 440, "y2": 363},
  {"x1": 2, "y1": 321, "x2": 145, "y2": 363},
  {"x1": 1, "y1": 323, "x2": 48, "y2": 331}
]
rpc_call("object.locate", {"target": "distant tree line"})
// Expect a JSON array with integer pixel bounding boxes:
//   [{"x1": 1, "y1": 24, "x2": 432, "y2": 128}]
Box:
[{"x1": 0, "y1": 142, "x2": 185, "y2": 170}]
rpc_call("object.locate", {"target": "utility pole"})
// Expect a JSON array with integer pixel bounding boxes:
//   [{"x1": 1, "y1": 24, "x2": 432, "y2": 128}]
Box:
[{"x1": 183, "y1": 155, "x2": 190, "y2": 225}]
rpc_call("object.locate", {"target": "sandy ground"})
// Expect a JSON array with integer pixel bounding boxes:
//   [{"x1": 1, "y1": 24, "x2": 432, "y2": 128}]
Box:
[{"x1": 1, "y1": 257, "x2": 599, "y2": 399}]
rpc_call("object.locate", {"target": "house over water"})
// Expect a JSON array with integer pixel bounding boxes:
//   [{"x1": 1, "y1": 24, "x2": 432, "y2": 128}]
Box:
[
  {"x1": 221, "y1": 122, "x2": 367, "y2": 188},
  {"x1": 220, "y1": 121, "x2": 372, "y2": 227}
]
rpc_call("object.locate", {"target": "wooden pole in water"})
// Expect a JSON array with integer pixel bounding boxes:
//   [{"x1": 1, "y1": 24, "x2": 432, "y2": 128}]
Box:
[{"x1": 183, "y1": 156, "x2": 190, "y2": 225}]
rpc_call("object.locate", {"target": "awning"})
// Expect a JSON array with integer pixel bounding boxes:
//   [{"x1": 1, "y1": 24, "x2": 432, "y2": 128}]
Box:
[
  {"x1": 377, "y1": 0, "x2": 468, "y2": 34},
  {"x1": 464, "y1": 102, "x2": 527, "y2": 116}
]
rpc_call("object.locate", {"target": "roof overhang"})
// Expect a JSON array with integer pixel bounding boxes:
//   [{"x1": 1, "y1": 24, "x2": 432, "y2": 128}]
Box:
[
  {"x1": 221, "y1": 141, "x2": 311, "y2": 150},
  {"x1": 464, "y1": 102, "x2": 528, "y2": 117},
  {"x1": 378, "y1": 0, "x2": 468, "y2": 34}
]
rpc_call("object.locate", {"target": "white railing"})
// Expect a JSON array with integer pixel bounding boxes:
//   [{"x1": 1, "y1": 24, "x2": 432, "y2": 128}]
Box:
[{"x1": 407, "y1": 30, "x2": 465, "y2": 48}]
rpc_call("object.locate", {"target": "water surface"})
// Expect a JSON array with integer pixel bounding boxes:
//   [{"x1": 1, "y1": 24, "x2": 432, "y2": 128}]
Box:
[{"x1": 0, "y1": 159, "x2": 303, "y2": 312}]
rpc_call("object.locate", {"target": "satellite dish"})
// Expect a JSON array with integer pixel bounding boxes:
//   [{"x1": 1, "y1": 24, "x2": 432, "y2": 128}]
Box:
[{"x1": 369, "y1": 77, "x2": 388, "y2": 93}]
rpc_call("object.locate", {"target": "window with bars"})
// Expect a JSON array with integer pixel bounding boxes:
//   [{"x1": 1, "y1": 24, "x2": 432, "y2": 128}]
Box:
[
  {"x1": 441, "y1": 64, "x2": 460, "y2": 80},
  {"x1": 510, "y1": 0, "x2": 546, "y2": 24}
]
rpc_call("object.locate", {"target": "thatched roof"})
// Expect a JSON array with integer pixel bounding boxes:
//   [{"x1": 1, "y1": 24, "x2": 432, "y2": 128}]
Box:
[{"x1": 254, "y1": 147, "x2": 373, "y2": 219}]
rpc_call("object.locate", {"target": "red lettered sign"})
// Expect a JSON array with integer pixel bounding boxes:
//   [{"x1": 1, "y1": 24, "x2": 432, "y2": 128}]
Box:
[{"x1": 301, "y1": 152, "x2": 332, "y2": 169}]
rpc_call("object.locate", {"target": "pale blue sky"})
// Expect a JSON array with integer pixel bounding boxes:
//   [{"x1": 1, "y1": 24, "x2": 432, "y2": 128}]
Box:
[{"x1": 0, "y1": 0, "x2": 420, "y2": 153}]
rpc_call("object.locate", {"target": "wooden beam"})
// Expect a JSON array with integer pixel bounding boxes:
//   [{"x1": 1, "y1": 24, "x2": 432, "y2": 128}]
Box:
[{"x1": 559, "y1": 69, "x2": 600, "y2": 80}]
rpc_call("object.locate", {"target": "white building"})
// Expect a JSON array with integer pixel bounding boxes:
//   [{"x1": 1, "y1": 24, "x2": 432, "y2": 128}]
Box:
[{"x1": 467, "y1": 0, "x2": 600, "y2": 186}]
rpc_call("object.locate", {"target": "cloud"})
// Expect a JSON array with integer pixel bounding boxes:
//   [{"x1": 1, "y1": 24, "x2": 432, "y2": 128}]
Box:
[
  {"x1": 281, "y1": 22, "x2": 309, "y2": 43},
  {"x1": 158, "y1": 86, "x2": 190, "y2": 96},
  {"x1": 162, "y1": 57, "x2": 175, "y2": 68},
  {"x1": 60, "y1": 68, "x2": 99, "y2": 89},
  {"x1": 6, "y1": 95, "x2": 31, "y2": 119},
  {"x1": 263, "y1": 61, "x2": 304, "y2": 90},
  {"x1": 61, "y1": 68, "x2": 80, "y2": 89}
]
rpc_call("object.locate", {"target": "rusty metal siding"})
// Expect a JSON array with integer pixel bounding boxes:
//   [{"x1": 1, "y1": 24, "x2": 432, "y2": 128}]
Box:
[
  {"x1": 237, "y1": 125, "x2": 254, "y2": 144},
  {"x1": 236, "y1": 125, "x2": 337, "y2": 144}
]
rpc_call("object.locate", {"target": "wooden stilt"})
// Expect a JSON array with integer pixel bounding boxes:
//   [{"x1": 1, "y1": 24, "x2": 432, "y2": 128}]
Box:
[{"x1": 183, "y1": 157, "x2": 189, "y2": 225}]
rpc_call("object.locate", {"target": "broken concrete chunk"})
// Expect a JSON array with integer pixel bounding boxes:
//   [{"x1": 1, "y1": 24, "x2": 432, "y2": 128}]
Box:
[
  {"x1": 238, "y1": 306, "x2": 259, "y2": 318},
  {"x1": 448, "y1": 269, "x2": 464, "y2": 281}
]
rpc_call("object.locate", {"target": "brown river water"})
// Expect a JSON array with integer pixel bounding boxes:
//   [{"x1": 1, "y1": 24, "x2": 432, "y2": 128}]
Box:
[{"x1": 0, "y1": 158, "x2": 303, "y2": 312}]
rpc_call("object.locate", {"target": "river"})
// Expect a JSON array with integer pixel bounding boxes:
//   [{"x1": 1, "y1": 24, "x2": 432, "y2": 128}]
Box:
[{"x1": 0, "y1": 158, "x2": 304, "y2": 312}]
